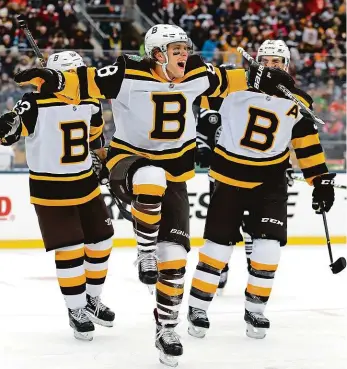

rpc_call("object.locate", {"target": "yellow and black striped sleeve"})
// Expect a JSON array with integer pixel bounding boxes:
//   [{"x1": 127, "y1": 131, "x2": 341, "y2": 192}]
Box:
[
  {"x1": 203, "y1": 66, "x2": 247, "y2": 99},
  {"x1": 291, "y1": 117, "x2": 328, "y2": 185},
  {"x1": 60, "y1": 56, "x2": 126, "y2": 101}
]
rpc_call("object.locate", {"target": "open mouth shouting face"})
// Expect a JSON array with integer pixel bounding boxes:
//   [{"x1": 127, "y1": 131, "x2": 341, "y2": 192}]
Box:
[{"x1": 166, "y1": 42, "x2": 189, "y2": 79}]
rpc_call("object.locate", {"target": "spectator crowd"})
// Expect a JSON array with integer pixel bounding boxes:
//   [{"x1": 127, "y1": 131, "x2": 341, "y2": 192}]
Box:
[{"x1": 0, "y1": 0, "x2": 345, "y2": 169}]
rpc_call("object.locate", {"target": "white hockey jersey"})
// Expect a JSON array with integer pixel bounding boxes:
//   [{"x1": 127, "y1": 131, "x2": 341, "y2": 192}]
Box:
[
  {"x1": 56, "y1": 54, "x2": 248, "y2": 182},
  {"x1": 211, "y1": 89, "x2": 328, "y2": 188},
  {"x1": 14, "y1": 93, "x2": 104, "y2": 206}
]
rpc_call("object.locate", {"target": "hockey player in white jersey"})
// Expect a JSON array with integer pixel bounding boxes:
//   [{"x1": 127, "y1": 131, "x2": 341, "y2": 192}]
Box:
[
  {"x1": 187, "y1": 40, "x2": 335, "y2": 340},
  {"x1": 0, "y1": 52, "x2": 115, "y2": 341},
  {"x1": 13, "y1": 28, "x2": 296, "y2": 366}
]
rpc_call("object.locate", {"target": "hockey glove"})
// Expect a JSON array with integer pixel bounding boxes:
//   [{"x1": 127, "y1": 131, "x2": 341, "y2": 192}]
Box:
[
  {"x1": 14, "y1": 68, "x2": 65, "y2": 95},
  {"x1": 91, "y1": 150, "x2": 110, "y2": 185},
  {"x1": 285, "y1": 168, "x2": 294, "y2": 187},
  {"x1": 312, "y1": 173, "x2": 336, "y2": 214},
  {"x1": 248, "y1": 63, "x2": 294, "y2": 96},
  {"x1": 0, "y1": 112, "x2": 17, "y2": 138},
  {"x1": 196, "y1": 146, "x2": 212, "y2": 168}
]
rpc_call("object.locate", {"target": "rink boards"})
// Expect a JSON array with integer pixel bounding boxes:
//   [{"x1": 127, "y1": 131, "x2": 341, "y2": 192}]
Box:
[{"x1": 0, "y1": 173, "x2": 346, "y2": 247}]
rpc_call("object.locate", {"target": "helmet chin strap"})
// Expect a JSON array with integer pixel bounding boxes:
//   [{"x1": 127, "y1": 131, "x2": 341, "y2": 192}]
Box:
[{"x1": 155, "y1": 50, "x2": 173, "y2": 81}]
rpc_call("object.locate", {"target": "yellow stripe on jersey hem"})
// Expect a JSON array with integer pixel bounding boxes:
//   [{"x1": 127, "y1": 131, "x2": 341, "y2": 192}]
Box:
[
  {"x1": 210, "y1": 170, "x2": 262, "y2": 189},
  {"x1": 291, "y1": 133, "x2": 320, "y2": 149},
  {"x1": 297, "y1": 152, "x2": 326, "y2": 170},
  {"x1": 29, "y1": 170, "x2": 93, "y2": 182},
  {"x1": 109, "y1": 141, "x2": 196, "y2": 160},
  {"x1": 106, "y1": 154, "x2": 132, "y2": 171},
  {"x1": 30, "y1": 187, "x2": 100, "y2": 206},
  {"x1": 166, "y1": 170, "x2": 195, "y2": 182},
  {"x1": 214, "y1": 147, "x2": 290, "y2": 166}
]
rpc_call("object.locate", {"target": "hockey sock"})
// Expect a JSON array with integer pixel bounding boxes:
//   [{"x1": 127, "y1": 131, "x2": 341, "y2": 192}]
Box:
[
  {"x1": 55, "y1": 244, "x2": 86, "y2": 309},
  {"x1": 245, "y1": 239, "x2": 281, "y2": 313},
  {"x1": 156, "y1": 243, "x2": 187, "y2": 327},
  {"x1": 84, "y1": 238, "x2": 113, "y2": 297},
  {"x1": 189, "y1": 240, "x2": 233, "y2": 311}
]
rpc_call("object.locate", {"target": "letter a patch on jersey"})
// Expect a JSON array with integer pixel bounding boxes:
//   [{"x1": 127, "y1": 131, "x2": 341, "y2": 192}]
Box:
[{"x1": 286, "y1": 104, "x2": 299, "y2": 119}]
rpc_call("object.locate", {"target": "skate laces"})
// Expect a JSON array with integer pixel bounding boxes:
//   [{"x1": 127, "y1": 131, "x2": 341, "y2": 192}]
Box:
[
  {"x1": 89, "y1": 296, "x2": 107, "y2": 316},
  {"x1": 134, "y1": 251, "x2": 158, "y2": 272},
  {"x1": 70, "y1": 308, "x2": 90, "y2": 323},
  {"x1": 156, "y1": 326, "x2": 181, "y2": 345},
  {"x1": 191, "y1": 307, "x2": 207, "y2": 320}
]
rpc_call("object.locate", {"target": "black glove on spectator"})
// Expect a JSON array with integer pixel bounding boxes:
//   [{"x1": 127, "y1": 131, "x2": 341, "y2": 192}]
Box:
[
  {"x1": 312, "y1": 173, "x2": 336, "y2": 214},
  {"x1": 248, "y1": 62, "x2": 294, "y2": 96},
  {"x1": 14, "y1": 68, "x2": 65, "y2": 95}
]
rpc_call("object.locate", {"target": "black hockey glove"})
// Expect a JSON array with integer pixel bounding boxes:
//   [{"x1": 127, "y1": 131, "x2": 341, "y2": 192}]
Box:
[
  {"x1": 312, "y1": 173, "x2": 336, "y2": 214},
  {"x1": 285, "y1": 168, "x2": 294, "y2": 187},
  {"x1": 248, "y1": 62, "x2": 294, "y2": 96},
  {"x1": 14, "y1": 68, "x2": 65, "y2": 95},
  {"x1": 0, "y1": 111, "x2": 17, "y2": 138},
  {"x1": 91, "y1": 150, "x2": 110, "y2": 185},
  {"x1": 196, "y1": 146, "x2": 212, "y2": 168}
]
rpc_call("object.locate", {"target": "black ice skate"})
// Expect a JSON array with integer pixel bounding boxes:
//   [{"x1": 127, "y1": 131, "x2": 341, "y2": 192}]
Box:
[
  {"x1": 217, "y1": 263, "x2": 229, "y2": 295},
  {"x1": 154, "y1": 309, "x2": 182, "y2": 367},
  {"x1": 244, "y1": 309, "x2": 270, "y2": 339},
  {"x1": 187, "y1": 306, "x2": 210, "y2": 338},
  {"x1": 86, "y1": 295, "x2": 115, "y2": 327},
  {"x1": 68, "y1": 307, "x2": 95, "y2": 341},
  {"x1": 135, "y1": 249, "x2": 158, "y2": 285}
]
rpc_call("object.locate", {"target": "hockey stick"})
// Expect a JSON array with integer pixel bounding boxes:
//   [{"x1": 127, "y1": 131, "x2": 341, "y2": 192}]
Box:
[
  {"x1": 321, "y1": 210, "x2": 346, "y2": 274},
  {"x1": 293, "y1": 175, "x2": 347, "y2": 190},
  {"x1": 105, "y1": 182, "x2": 132, "y2": 222},
  {"x1": 236, "y1": 47, "x2": 325, "y2": 125},
  {"x1": 17, "y1": 15, "x2": 46, "y2": 67}
]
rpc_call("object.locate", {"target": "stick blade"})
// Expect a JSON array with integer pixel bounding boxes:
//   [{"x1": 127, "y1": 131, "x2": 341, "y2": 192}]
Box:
[{"x1": 330, "y1": 257, "x2": 347, "y2": 274}]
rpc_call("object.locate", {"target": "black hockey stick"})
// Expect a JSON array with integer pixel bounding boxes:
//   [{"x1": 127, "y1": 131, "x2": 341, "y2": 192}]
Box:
[
  {"x1": 17, "y1": 15, "x2": 46, "y2": 67},
  {"x1": 105, "y1": 182, "x2": 132, "y2": 222},
  {"x1": 236, "y1": 47, "x2": 325, "y2": 125},
  {"x1": 321, "y1": 210, "x2": 346, "y2": 274}
]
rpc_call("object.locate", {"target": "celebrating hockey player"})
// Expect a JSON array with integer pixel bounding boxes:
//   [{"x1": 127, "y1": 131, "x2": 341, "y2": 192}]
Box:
[
  {"x1": 13, "y1": 26, "x2": 296, "y2": 366},
  {"x1": 187, "y1": 40, "x2": 335, "y2": 340},
  {"x1": 195, "y1": 97, "x2": 295, "y2": 294},
  {"x1": 0, "y1": 52, "x2": 115, "y2": 341}
]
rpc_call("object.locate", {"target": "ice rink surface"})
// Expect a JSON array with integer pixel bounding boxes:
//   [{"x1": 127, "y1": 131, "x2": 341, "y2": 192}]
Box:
[{"x1": 0, "y1": 246, "x2": 346, "y2": 369}]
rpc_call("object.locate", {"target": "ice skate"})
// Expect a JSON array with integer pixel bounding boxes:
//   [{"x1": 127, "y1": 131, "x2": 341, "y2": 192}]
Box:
[
  {"x1": 86, "y1": 295, "x2": 115, "y2": 327},
  {"x1": 68, "y1": 307, "x2": 95, "y2": 341},
  {"x1": 187, "y1": 306, "x2": 210, "y2": 338},
  {"x1": 244, "y1": 309, "x2": 270, "y2": 339}
]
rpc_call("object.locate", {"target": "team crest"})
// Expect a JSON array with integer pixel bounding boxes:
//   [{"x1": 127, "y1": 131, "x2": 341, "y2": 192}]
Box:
[{"x1": 208, "y1": 114, "x2": 219, "y2": 124}]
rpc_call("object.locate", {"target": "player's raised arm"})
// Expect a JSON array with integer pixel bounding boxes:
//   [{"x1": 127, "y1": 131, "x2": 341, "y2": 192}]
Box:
[{"x1": 14, "y1": 57, "x2": 126, "y2": 102}]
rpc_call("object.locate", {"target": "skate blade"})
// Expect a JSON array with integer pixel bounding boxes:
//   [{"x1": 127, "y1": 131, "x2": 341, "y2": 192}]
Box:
[
  {"x1": 73, "y1": 330, "x2": 94, "y2": 341},
  {"x1": 86, "y1": 312, "x2": 114, "y2": 327},
  {"x1": 158, "y1": 351, "x2": 178, "y2": 367},
  {"x1": 188, "y1": 323, "x2": 207, "y2": 339},
  {"x1": 246, "y1": 324, "x2": 267, "y2": 339},
  {"x1": 147, "y1": 285, "x2": 155, "y2": 295}
]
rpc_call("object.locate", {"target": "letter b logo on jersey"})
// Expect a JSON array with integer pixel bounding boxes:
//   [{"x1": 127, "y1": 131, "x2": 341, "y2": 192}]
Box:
[
  {"x1": 240, "y1": 107, "x2": 279, "y2": 151},
  {"x1": 60, "y1": 120, "x2": 88, "y2": 164}
]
